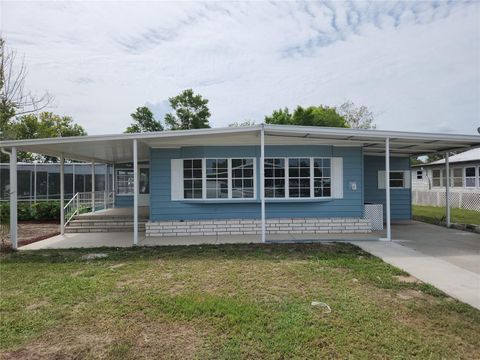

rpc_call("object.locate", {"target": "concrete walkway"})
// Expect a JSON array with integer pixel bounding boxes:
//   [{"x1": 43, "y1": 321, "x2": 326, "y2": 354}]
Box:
[
  {"x1": 19, "y1": 231, "x2": 380, "y2": 250},
  {"x1": 352, "y1": 240, "x2": 480, "y2": 310}
]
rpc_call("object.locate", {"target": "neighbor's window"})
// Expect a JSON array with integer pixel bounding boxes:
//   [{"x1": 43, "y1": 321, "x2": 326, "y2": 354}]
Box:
[
  {"x1": 451, "y1": 168, "x2": 463, "y2": 187},
  {"x1": 416, "y1": 170, "x2": 423, "y2": 180},
  {"x1": 389, "y1": 171, "x2": 405, "y2": 188},
  {"x1": 117, "y1": 169, "x2": 134, "y2": 195},
  {"x1": 432, "y1": 169, "x2": 441, "y2": 187},
  {"x1": 264, "y1": 158, "x2": 285, "y2": 198},
  {"x1": 183, "y1": 159, "x2": 203, "y2": 199},
  {"x1": 313, "y1": 158, "x2": 331, "y2": 197},
  {"x1": 289, "y1": 158, "x2": 311, "y2": 198},
  {"x1": 465, "y1": 167, "x2": 476, "y2": 188},
  {"x1": 206, "y1": 159, "x2": 229, "y2": 199},
  {"x1": 231, "y1": 159, "x2": 254, "y2": 198}
]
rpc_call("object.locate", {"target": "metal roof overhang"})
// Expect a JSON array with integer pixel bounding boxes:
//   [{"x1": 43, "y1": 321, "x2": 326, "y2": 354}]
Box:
[{"x1": 1, "y1": 125, "x2": 479, "y2": 163}]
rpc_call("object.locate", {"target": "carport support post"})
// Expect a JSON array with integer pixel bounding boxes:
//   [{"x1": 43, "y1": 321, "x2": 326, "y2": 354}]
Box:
[
  {"x1": 60, "y1": 154, "x2": 65, "y2": 235},
  {"x1": 9, "y1": 147, "x2": 18, "y2": 250},
  {"x1": 445, "y1": 152, "x2": 451, "y2": 227},
  {"x1": 260, "y1": 124, "x2": 266, "y2": 243},
  {"x1": 133, "y1": 139, "x2": 139, "y2": 246},
  {"x1": 385, "y1": 137, "x2": 391, "y2": 241},
  {"x1": 91, "y1": 160, "x2": 95, "y2": 212}
]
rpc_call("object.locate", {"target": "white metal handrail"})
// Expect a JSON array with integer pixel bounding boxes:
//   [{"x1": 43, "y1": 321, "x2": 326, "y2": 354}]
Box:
[{"x1": 64, "y1": 191, "x2": 114, "y2": 226}]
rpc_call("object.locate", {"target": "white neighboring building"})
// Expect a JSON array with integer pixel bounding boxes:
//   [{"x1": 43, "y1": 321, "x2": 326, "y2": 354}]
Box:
[{"x1": 412, "y1": 148, "x2": 480, "y2": 211}]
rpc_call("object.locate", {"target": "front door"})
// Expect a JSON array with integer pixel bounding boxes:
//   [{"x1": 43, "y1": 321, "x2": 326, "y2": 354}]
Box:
[{"x1": 138, "y1": 166, "x2": 150, "y2": 206}]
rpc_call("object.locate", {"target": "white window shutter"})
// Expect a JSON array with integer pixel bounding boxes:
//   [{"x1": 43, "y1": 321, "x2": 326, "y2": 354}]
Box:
[
  {"x1": 378, "y1": 171, "x2": 386, "y2": 189},
  {"x1": 403, "y1": 170, "x2": 411, "y2": 189},
  {"x1": 331, "y1": 157, "x2": 343, "y2": 199},
  {"x1": 171, "y1": 159, "x2": 183, "y2": 200}
]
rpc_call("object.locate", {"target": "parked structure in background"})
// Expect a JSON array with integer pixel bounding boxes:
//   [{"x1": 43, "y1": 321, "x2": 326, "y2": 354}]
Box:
[
  {"x1": 0, "y1": 163, "x2": 112, "y2": 203},
  {"x1": 412, "y1": 148, "x2": 480, "y2": 211}
]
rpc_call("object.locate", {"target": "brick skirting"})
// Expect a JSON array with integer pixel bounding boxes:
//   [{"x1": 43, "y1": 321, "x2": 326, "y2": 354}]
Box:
[{"x1": 146, "y1": 218, "x2": 372, "y2": 237}]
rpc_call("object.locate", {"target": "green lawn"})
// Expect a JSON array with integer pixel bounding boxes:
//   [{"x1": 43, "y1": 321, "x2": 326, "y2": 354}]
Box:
[
  {"x1": 1, "y1": 244, "x2": 479, "y2": 359},
  {"x1": 413, "y1": 205, "x2": 480, "y2": 225}
]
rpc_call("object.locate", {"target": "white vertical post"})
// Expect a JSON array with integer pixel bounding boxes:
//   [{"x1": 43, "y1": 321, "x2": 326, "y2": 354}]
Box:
[
  {"x1": 72, "y1": 163, "x2": 76, "y2": 196},
  {"x1": 112, "y1": 163, "x2": 116, "y2": 208},
  {"x1": 60, "y1": 154, "x2": 65, "y2": 235},
  {"x1": 33, "y1": 163, "x2": 37, "y2": 203},
  {"x1": 385, "y1": 137, "x2": 391, "y2": 241},
  {"x1": 9, "y1": 147, "x2": 18, "y2": 250},
  {"x1": 445, "y1": 152, "x2": 451, "y2": 227},
  {"x1": 91, "y1": 160, "x2": 95, "y2": 212},
  {"x1": 104, "y1": 164, "x2": 107, "y2": 209},
  {"x1": 260, "y1": 124, "x2": 266, "y2": 243},
  {"x1": 133, "y1": 139, "x2": 139, "y2": 245}
]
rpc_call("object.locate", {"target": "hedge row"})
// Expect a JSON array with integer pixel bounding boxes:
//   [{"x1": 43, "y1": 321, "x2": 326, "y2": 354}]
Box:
[{"x1": 0, "y1": 202, "x2": 60, "y2": 222}]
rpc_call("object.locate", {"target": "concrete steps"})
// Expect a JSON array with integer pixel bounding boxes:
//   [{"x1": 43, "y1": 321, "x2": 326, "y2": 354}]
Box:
[{"x1": 66, "y1": 215, "x2": 148, "y2": 233}]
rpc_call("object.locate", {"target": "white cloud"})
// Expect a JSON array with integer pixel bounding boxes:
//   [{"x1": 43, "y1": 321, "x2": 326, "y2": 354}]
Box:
[{"x1": 1, "y1": 0, "x2": 478, "y2": 135}]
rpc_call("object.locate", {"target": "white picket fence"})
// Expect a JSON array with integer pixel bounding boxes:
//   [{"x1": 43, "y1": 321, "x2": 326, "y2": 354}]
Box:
[{"x1": 412, "y1": 190, "x2": 480, "y2": 211}]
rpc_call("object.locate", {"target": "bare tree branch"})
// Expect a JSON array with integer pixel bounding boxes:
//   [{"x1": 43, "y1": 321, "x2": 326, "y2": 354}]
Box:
[{"x1": 0, "y1": 37, "x2": 54, "y2": 123}]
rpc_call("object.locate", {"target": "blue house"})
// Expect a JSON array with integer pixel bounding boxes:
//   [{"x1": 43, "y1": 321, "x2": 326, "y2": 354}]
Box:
[{"x1": 2, "y1": 124, "x2": 479, "y2": 248}]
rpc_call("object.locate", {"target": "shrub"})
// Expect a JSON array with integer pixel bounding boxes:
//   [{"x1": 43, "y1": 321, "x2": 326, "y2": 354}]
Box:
[
  {"x1": 32, "y1": 202, "x2": 60, "y2": 221},
  {"x1": 0, "y1": 201, "x2": 60, "y2": 221}
]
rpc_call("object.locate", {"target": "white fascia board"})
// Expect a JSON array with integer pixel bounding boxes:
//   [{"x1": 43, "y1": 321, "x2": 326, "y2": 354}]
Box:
[
  {"x1": 0, "y1": 125, "x2": 261, "y2": 148},
  {"x1": 264, "y1": 124, "x2": 480, "y2": 143}
]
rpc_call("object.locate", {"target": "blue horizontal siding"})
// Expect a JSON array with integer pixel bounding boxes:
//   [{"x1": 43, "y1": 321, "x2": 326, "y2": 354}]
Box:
[
  {"x1": 115, "y1": 195, "x2": 133, "y2": 208},
  {"x1": 363, "y1": 155, "x2": 411, "y2": 220},
  {"x1": 149, "y1": 146, "x2": 365, "y2": 221}
]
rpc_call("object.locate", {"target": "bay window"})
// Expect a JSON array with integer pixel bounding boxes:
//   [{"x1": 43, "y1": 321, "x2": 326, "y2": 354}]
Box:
[
  {"x1": 314, "y1": 158, "x2": 331, "y2": 197},
  {"x1": 231, "y1": 159, "x2": 254, "y2": 198},
  {"x1": 206, "y1": 159, "x2": 229, "y2": 199},
  {"x1": 264, "y1": 159, "x2": 285, "y2": 198},
  {"x1": 288, "y1": 158, "x2": 311, "y2": 198},
  {"x1": 174, "y1": 156, "x2": 339, "y2": 201},
  {"x1": 265, "y1": 157, "x2": 332, "y2": 199},
  {"x1": 183, "y1": 159, "x2": 202, "y2": 199}
]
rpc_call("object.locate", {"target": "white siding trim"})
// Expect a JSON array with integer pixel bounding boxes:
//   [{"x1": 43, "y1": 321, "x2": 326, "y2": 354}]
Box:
[
  {"x1": 378, "y1": 170, "x2": 386, "y2": 189},
  {"x1": 171, "y1": 159, "x2": 183, "y2": 200},
  {"x1": 332, "y1": 157, "x2": 344, "y2": 199}
]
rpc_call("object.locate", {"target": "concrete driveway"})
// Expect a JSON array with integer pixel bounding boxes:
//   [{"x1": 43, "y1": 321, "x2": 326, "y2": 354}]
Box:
[
  {"x1": 391, "y1": 221, "x2": 480, "y2": 274},
  {"x1": 353, "y1": 221, "x2": 480, "y2": 309}
]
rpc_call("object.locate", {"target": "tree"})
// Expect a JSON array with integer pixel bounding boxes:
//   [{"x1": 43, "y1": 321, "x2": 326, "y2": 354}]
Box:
[
  {"x1": 0, "y1": 38, "x2": 53, "y2": 138},
  {"x1": 264, "y1": 107, "x2": 292, "y2": 125},
  {"x1": 265, "y1": 105, "x2": 348, "y2": 128},
  {"x1": 125, "y1": 106, "x2": 163, "y2": 133},
  {"x1": 10, "y1": 112, "x2": 86, "y2": 162},
  {"x1": 411, "y1": 157, "x2": 424, "y2": 166},
  {"x1": 228, "y1": 119, "x2": 256, "y2": 127},
  {"x1": 164, "y1": 89, "x2": 211, "y2": 130},
  {"x1": 336, "y1": 101, "x2": 376, "y2": 129}
]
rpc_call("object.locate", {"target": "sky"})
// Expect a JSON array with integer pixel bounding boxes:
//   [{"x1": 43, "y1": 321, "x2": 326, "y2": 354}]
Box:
[{"x1": 1, "y1": 1, "x2": 479, "y2": 135}]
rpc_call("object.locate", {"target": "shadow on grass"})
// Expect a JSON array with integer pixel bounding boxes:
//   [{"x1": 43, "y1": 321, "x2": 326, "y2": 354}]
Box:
[{"x1": 1, "y1": 242, "x2": 372, "y2": 264}]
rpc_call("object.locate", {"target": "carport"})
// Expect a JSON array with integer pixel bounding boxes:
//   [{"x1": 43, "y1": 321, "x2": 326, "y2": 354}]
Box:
[{"x1": 2, "y1": 124, "x2": 479, "y2": 249}]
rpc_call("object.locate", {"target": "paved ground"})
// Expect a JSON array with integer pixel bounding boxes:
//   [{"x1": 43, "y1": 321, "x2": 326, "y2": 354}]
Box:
[
  {"x1": 353, "y1": 240, "x2": 480, "y2": 310},
  {"x1": 390, "y1": 221, "x2": 480, "y2": 274},
  {"x1": 19, "y1": 231, "x2": 380, "y2": 250}
]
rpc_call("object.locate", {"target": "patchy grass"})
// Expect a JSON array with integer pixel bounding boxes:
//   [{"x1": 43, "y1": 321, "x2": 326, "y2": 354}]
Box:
[
  {"x1": 1, "y1": 243, "x2": 479, "y2": 359},
  {"x1": 413, "y1": 205, "x2": 480, "y2": 225}
]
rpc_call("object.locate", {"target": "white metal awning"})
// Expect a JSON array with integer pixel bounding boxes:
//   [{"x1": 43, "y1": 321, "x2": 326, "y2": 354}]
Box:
[{"x1": 1, "y1": 124, "x2": 479, "y2": 163}]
